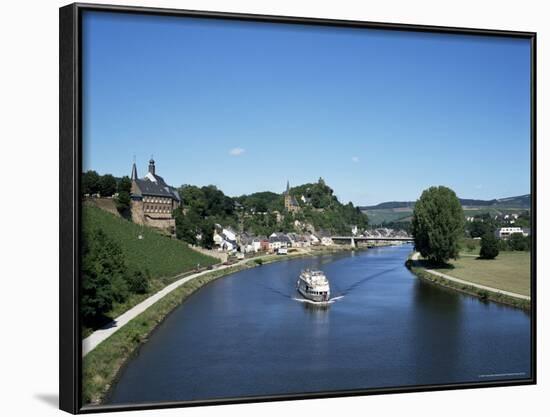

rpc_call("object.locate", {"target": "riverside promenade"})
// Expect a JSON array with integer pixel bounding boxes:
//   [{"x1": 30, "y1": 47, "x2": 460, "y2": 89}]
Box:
[{"x1": 82, "y1": 260, "x2": 249, "y2": 356}]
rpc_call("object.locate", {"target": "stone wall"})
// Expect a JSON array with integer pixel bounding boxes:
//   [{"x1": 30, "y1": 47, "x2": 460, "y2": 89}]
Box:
[{"x1": 131, "y1": 200, "x2": 145, "y2": 225}]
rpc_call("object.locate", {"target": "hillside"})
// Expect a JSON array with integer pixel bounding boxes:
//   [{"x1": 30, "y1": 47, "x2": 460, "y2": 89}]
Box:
[
  {"x1": 237, "y1": 178, "x2": 368, "y2": 235},
  {"x1": 361, "y1": 194, "x2": 530, "y2": 211},
  {"x1": 361, "y1": 194, "x2": 531, "y2": 225},
  {"x1": 83, "y1": 204, "x2": 217, "y2": 279}
]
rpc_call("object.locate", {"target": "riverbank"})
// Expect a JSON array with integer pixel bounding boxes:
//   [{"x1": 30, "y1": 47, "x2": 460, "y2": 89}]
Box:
[
  {"x1": 83, "y1": 264, "x2": 249, "y2": 405},
  {"x1": 406, "y1": 252, "x2": 531, "y2": 310},
  {"x1": 82, "y1": 244, "x2": 367, "y2": 406}
]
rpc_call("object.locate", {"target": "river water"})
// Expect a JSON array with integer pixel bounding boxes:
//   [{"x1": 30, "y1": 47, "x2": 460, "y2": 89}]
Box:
[{"x1": 106, "y1": 244, "x2": 531, "y2": 405}]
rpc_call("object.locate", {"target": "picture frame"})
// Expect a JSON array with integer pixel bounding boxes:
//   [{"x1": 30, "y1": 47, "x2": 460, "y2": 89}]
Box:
[{"x1": 60, "y1": 3, "x2": 537, "y2": 414}]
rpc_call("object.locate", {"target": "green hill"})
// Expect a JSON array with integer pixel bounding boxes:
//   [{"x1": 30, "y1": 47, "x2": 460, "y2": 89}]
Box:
[
  {"x1": 83, "y1": 204, "x2": 217, "y2": 279},
  {"x1": 361, "y1": 194, "x2": 531, "y2": 225}
]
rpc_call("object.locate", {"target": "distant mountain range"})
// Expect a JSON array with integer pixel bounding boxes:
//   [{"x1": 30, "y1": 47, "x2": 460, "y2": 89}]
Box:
[
  {"x1": 360, "y1": 194, "x2": 531, "y2": 225},
  {"x1": 360, "y1": 194, "x2": 531, "y2": 211}
]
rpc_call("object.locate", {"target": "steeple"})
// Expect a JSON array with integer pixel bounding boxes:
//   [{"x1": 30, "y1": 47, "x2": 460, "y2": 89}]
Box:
[
  {"x1": 131, "y1": 156, "x2": 138, "y2": 180},
  {"x1": 286, "y1": 180, "x2": 290, "y2": 194},
  {"x1": 148, "y1": 156, "x2": 156, "y2": 175}
]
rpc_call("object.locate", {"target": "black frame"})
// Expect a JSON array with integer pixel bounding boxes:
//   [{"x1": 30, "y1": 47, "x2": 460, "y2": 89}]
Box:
[{"x1": 59, "y1": 3, "x2": 537, "y2": 414}]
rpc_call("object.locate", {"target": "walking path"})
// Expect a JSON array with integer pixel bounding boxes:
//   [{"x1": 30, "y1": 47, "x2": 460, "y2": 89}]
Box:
[
  {"x1": 82, "y1": 259, "x2": 249, "y2": 357},
  {"x1": 410, "y1": 252, "x2": 530, "y2": 301}
]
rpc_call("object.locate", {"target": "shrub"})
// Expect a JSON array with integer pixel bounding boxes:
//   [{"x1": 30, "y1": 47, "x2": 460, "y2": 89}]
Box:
[
  {"x1": 479, "y1": 232, "x2": 499, "y2": 259},
  {"x1": 127, "y1": 270, "x2": 150, "y2": 294},
  {"x1": 508, "y1": 233, "x2": 530, "y2": 251}
]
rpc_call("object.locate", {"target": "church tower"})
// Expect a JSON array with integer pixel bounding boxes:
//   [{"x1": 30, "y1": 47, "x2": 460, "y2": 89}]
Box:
[
  {"x1": 284, "y1": 180, "x2": 299, "y2": 213},
  {"x1": 131, "y1": 160, "x2": 138, "y2": 180}
]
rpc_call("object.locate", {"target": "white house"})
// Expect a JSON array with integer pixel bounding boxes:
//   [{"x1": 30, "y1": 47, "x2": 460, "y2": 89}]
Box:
[
  {"x1": 495, "y1": 227, "x2": 524, "y2": 239},
  {"x1": 223, "y1": 227, "x2": 237, "y2": 242},
  {"x1": 252, "y1": 238, "x2": 262, "y2": 252},
  {"x1": 309, "y1": 233, "x2": 320, "y2": 245}
]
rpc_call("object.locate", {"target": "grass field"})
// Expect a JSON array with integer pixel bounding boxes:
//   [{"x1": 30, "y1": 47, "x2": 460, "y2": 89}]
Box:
[
  {"x1": 83, "y1": 204, "x2": 217, "y2": 278},
  {"x1": 433, "y1": 251, "x2": 531, "y2": 296}
]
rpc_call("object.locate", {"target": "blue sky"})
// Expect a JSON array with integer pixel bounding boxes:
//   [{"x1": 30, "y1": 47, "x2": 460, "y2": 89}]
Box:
[{"x1": 82, "y1": 11, "x2": 531, "y2": 205}]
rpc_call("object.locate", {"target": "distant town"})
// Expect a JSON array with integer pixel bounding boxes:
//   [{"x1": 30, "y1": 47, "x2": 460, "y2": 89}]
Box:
[{"x1": 82, "y1": 157, "x2": 530, "y2": 260}]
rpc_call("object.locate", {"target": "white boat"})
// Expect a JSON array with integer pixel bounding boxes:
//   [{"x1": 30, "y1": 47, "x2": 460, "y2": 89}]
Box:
[{"x1": 296, "y1": 269, "x2": 330, "y2": 302}]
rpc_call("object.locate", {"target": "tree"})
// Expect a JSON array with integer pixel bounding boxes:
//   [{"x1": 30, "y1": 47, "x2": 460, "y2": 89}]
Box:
[
  {"x1": 174, "y1": 209, "x2": 200, "y2": 245},
  {"x1": 115, "y1": 191, "x2": 131, "y2": 215},
  {"x1": 81, "y1": 229, "x2": 128, "y2": 327},
  {"x1": 479, "y1": 232, "x2": 499, "y2": 259},
  {"x1": 411, "y1": 186, "x2": 464, "y2": 264},
  {"x1": 82, "y1": 170, "x2": 100, "y2": 195},
  {"x1": 199, "y1": 219, "x2": 215, "y2": 249},
  {"x1": 508, "y1": 233, "x2": 529, "y2": 251},
  {"x1": 127, "y1": 270, "x2": 150, "y2": 294},
  {"x1": 115, "y1": 176, "x2": 132, "y2": 215},
  {"x1": 117, "y1": 176, "x2": 132, "y2": 194},
  {"x1": 98, "y1": 174, "x2": 117, "y2": 197},
  {"x1": 468, "y1": 219, "x2": 491, "y2": 238}
]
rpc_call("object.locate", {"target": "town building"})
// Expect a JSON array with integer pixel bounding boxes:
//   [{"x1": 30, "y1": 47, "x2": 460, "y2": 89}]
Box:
[
  {"x1": 494, "y1": 227, "x2": 528, "y2": 239},
  {"x1": 213, "y1": 226, "x2": 238, "y2": 252},
  {"x1": 283, "y1": 180, "x2": 300, "y2": 213},
  {"x1": 130, "y1": 158, "x2": 181, "y2": 234}
]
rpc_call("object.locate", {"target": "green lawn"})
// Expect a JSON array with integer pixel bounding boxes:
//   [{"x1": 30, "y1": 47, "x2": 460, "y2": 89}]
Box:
[{"x1": 433, "y1": 251, "x2": 531, "y2": 296}]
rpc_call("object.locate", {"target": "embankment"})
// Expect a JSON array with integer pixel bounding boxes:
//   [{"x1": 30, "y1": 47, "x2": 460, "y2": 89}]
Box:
[{"x1": 406, "y1": 253, "x2": 530, "y2": 310}]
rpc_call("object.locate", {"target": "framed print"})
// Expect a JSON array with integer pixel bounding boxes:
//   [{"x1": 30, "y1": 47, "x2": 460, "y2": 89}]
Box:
[{"x1": 60, "y1": 3, "x2": 536, "y2": 413}]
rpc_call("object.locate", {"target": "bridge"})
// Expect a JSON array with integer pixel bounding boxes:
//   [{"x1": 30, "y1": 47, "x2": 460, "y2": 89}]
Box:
[{"x1": 331, "y1": 235, "x2": 414, "y2": 248}]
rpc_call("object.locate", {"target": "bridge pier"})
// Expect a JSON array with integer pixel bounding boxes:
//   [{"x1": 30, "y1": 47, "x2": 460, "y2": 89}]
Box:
[{"x1": 350, "y1": 237, "x2": 356, "y2": 249}]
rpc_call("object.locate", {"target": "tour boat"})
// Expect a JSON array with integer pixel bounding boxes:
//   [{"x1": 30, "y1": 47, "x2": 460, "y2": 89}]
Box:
[{"x1": 296, "y1": 269, "x2": 330, "y2": 302}]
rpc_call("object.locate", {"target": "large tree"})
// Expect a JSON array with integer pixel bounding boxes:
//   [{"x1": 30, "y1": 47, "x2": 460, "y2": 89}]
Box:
[
  {"x1": 98, "y1": 174, "x2": 117, "y2": 197},
  {"x1": 411, "y1": 186, "x2": 464, "y2": 264},
  {"x1": 81, "y1": 170, "x2": 100, "y2": 195}
]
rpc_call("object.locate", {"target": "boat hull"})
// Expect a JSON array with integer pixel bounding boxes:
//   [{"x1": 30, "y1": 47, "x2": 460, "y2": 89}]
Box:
[{"x1": 296, "y1": 279, "x2": 330, "y2": 302}]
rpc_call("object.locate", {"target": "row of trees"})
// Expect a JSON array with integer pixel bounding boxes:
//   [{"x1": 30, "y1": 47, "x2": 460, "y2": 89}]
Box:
[
  {"x1": 82, "y1": 170, "x2": 118, "y2": 197},
  {"x1": 82, "y1": 170, "x2": 132, "y2": 215},
  {"x1": 81, "y1": 229, "x2": 149, "y2": 328}
]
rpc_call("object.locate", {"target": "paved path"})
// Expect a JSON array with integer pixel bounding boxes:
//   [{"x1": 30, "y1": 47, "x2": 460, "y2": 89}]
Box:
[
  {"x1": 410, "y1": 252, "x2": 530, "y2": 301},
  {"x1": 82, "y1": 260, "x2": 249, "y2": 357}
]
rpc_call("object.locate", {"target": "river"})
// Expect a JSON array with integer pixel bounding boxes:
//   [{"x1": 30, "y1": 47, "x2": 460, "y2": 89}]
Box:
[{"x1": 106, "y1": 244, "x2": 531, "y2": 405}]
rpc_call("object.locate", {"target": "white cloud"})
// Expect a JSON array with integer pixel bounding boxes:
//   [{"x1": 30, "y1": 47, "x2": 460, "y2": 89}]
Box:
[
  {"x1": 475, "y1": 184, "x2": 483, "y2": 189},
  {"x1": 229, "y1": 147, "x2": 245, "y2": 156},
  {"x1": 351, "y1": 156, "x2": 359, "y2": 163}
]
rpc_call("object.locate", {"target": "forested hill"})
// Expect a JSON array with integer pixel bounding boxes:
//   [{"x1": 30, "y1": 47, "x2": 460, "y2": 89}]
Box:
[{"x1": 176, "y1": 178, "x2": 368, "y2": 238}]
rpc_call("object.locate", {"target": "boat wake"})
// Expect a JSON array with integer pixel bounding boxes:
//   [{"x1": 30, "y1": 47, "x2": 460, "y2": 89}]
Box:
[{"x1": 292, "y1": 295, "x2": 344, "y2": 305}]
